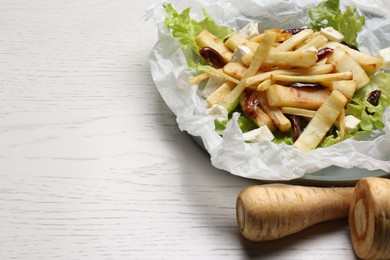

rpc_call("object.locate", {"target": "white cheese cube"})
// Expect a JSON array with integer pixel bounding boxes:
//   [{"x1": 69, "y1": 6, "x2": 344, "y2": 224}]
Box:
[
  {"x1": 379, "y1": 47, "x2": 390, "y2": 70},
  {"x1": 201, "y1": 76, "x2": 225, "y2": 98},
  {"x1": 205, "y1": 104, "x2": 228, "y2": 122},
  {"x1": 345, "y1": 115, "x2": 361, "y2": 132},
  {"x1": 231, "y1": 45, "x2": 252, "y2": 63},
  {"x1": 239, "y1": 22, "x2": 259, "y2": 39},
  {"x1": 243, "y1": 126, "x2": 274, "y2": 143},
  {"x1": 320, "y1": 27, "x2": 344, "y2": 42}
]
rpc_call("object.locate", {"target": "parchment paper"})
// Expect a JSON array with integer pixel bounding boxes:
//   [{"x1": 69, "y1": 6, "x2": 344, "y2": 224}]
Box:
[{"x1": 147, "y1": 0, "x2": 390, "y2": 180}]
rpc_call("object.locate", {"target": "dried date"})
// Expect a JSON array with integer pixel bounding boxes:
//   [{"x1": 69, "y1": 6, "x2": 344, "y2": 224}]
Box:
[
  {"x1": 289, "y1": 115, "x2": 304, "y2": 142},
  {"x1": 199, "y1": 47, "x2": 226, "y2": 68},
  {"x1": 365, "y1": 90, "x2": 382, "y2": 115},
  {"x1": 367, "y1": 90, "x2": 382, "y2": 106},
  {"x1": 317, "y1": 47, "x2": 334, "y2": 61},
  {"x1": 283, "y1": 28, "x2": 304, "y2": 35},
  {"x1": 243, "y1": 91, "x2": 259, "y2": 119}
]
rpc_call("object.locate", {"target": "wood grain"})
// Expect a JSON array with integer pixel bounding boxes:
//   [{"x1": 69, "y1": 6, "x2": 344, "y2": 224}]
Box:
[{"x1": 0, "y1": 0, "x2": 357, "y2": 259}]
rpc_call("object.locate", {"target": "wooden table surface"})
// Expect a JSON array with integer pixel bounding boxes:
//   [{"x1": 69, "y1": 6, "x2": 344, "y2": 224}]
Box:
[{"x1": 0, "y1": 1, "x2": 360, "y2": 259}]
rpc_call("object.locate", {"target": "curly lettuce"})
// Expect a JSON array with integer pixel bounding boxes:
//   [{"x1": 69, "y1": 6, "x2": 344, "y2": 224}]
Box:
[
  {"x1": 347, "y1": 72, "x2": 390, "y2": 131},
  {"x1": 308, "y1": 0, "x2": 365, "y2": 48},
  {"x1": 163, "y1": 3, "x2": 234, "y2": 73}
]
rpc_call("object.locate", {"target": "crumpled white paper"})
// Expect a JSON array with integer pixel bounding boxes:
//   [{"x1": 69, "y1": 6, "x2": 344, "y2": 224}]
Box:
[{"x1": 147, "y1": 0, "x2": 390, "y2": 180}]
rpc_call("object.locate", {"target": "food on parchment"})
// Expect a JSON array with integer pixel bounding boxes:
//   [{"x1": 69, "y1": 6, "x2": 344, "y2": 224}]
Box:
[
  {"x1": 164, "y1": 0, "x2": 390, "y2": 152},
  {"x1": 192, "y1": 24, "x2": 387, "y2": 151},
  {"x1": 236, "y1": 184, "x2": 354, "y2": 241},
  {"x1": 349, "y1": 177, "x2": 390, "y2": 260}
]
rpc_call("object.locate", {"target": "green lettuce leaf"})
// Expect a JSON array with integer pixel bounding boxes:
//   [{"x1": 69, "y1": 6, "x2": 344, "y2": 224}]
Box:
[
  {"x1": 214, "y1": 115, "x2": 258, "y2": 136},
  {"x1": 272, "y1": 131, "x2": 294, "y2": 145},
  {"x1": 308, "y1": 0, "x2": 365, "y2": 48},
  {"x1": 237, "y1": 116, "x2": 258, "y2": 133},
  {"x1": 319, "y1": 127, "x2": 340, "y2": 147},
  {"x1": 163, "y1": 3, "x2": 234, "y2": 72},
  {"x1": 346, "y1": 71, "x2": 390, "y2": 131},
  {"x1": 308, "y1": 0, "x2": 340, "y2": 25},
  {"x1": 319, "y1": 72, "x2": 390, "y2": 146}
]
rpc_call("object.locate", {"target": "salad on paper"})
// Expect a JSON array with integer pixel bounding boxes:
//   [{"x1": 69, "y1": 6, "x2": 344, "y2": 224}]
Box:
[{"x1": 149, "y1": 0, "x2": 390, "y2": 180}]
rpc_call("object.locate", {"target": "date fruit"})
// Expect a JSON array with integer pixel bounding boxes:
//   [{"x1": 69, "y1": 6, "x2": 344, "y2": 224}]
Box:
[{"x1": 199, "y1": 47, "x2": 226, "y2": 68}]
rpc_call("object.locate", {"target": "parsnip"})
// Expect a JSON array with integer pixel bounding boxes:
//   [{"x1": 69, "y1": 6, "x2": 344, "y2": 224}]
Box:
[
  {"x1": 223, "y1": 62, "x2": 249, "y2": 80},
  {"x1": 225, "y1": 33, "x2": 259, "y2": 53},
  {"x1": 250, "y1": 29, "x2": 291, "y2": 43},
  {"x1": 226, "y1": 30, "x2": 291, "y2": 52},
  {"x1": 266, "y1": 84, "x2": 331, "y2": 110},
  {"x1": 245, "y1": 64, "x2": 334, "y2": 87},
  {"x1": 274, "y1": 29, "x2": 314, "y2": 51},
  {"x1": 257, "y1": 91, "x2": 291, "y2": 132},
  {"x1": 280, "y1": 107, "x2": 316, "y2": 118},
  {"x1": 337, "y1": 109, "x2": 346, "y2": 140},
  {"x1": 293, "y1": 90, "x2": 347, "y2": 151},
  {"x1": 244, "y1": 31, "x2": 277, "y2": 77},
  {"x1": 349, "y1": 177, "x2": 390, "y2": 260},
  {"x1": 189, "y1": 71, "x2": 212, "y2": 85},
  {"x1": 295, "y1": 34, "x2": 328, "y2": 51},
  {"x1": 206, "y1": 81, "x2": 236, "y2": 108},
  {"x1": 237, "y1": 184, "x2": 354, "y2": 241},
  {"x1": 327, "y1": 47, "x2": 370, "y2": 89},
  {"x1": 239, "y1": 92, "x2": 275, "y2": 131},
  {"x1": 208, "y1": 67, "x2": 240, "y2": 85},
  {"x1": 324, "y1": 42, "x2": 383, "y2": 75},
  {"x1": 220, "y1": 31, "x2": 276, "y2": 110},
  {"x1": 242, "y1": 50, "x2": 318, "y2": 68},
  {"x1": 257, "y1": 79, "x2": 272, "y2": 91},
  {"x1": 271, "y1": 71, "x2": 353, "y2": 83},
  {"x1": 195, "y1": 29, "x2": 233, "y2": 62},
  {"x1": 221, "y1": 61, "x2": 324, "y2": 85},
  {"x1": 331, "y1": 80, "x2": 357, "y2": 100}
]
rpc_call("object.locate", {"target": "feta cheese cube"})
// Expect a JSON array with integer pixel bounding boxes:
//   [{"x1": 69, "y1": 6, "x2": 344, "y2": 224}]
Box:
[
  {"x1": 205, "y1": 104, "x2": 228, "y2": 122},
  {"x1": 345, "y1": 115, "x2": 361, "y2": 132},
  {"x1": 232, "y1": 45, "x2": 252, "y2": 63},
  {"x1": 320, "y1": 27, "x2": 344, "y2": 42},
  {"x1": 243, "y1": 126, "x2": 274, "y2": 143},
  {"x1": 379, "y1": 47, "x2": 390, "y2": 70},
  {"x1": 201, "y1": 76, "x2": 225, "y2": 98},
  {"x1": 239, "y1": 22, "x2": 259, "y2": 39}
]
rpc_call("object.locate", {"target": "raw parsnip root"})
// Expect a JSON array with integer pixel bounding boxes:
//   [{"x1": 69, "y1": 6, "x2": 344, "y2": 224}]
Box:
[
  {"x1": 236, "y1": 184, "x2": 354, "y2": 241},
  {"x1": 349, "y1": 177, "x2": 390, "y2": 260}
]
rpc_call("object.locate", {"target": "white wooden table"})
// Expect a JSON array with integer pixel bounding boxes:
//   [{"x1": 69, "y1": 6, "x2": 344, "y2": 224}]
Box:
[{"x1": 0, "y1": 1, "x2": 359, "y2": 259}]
